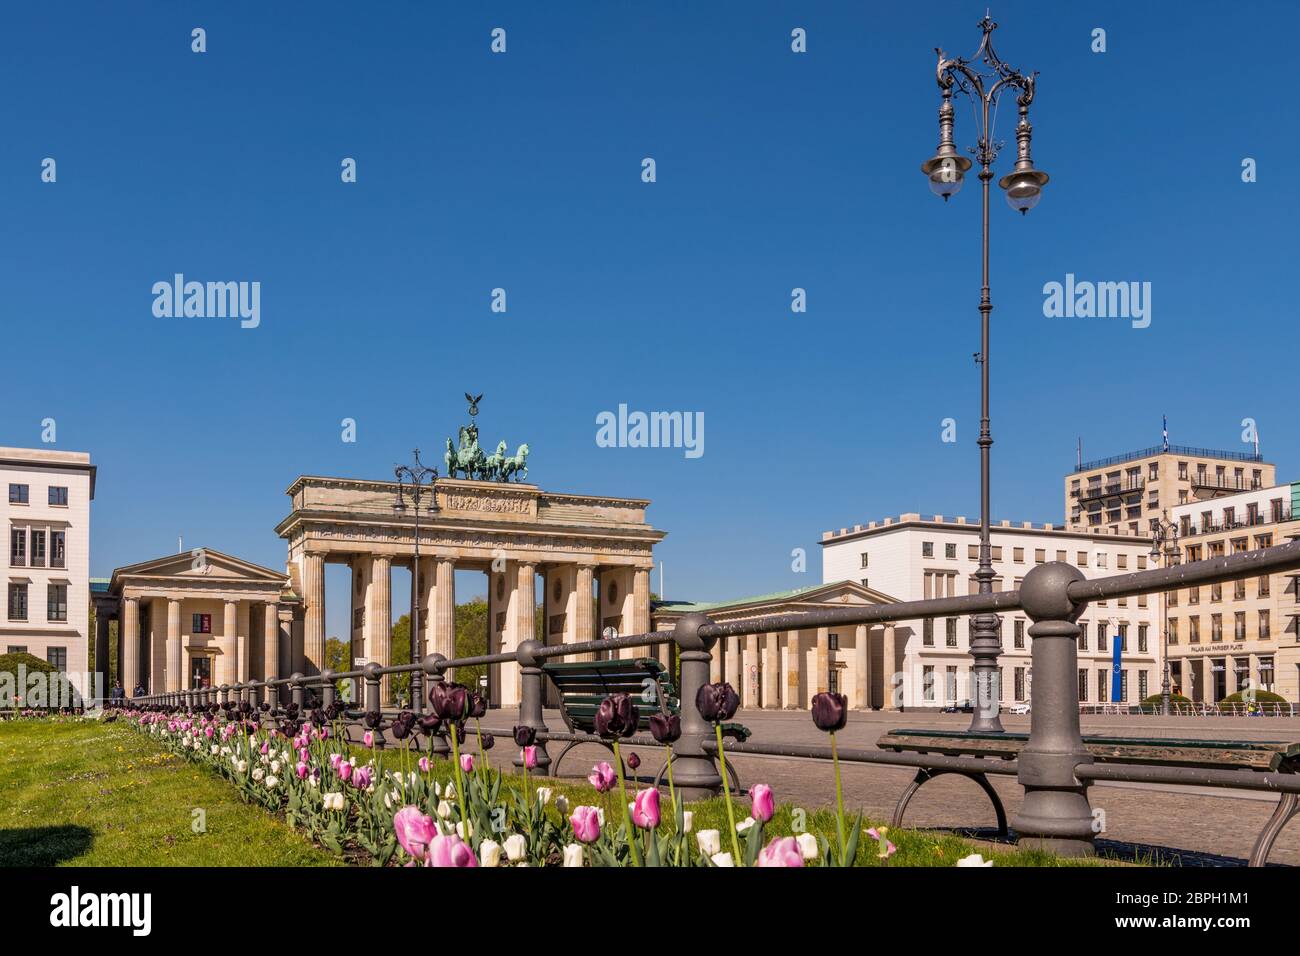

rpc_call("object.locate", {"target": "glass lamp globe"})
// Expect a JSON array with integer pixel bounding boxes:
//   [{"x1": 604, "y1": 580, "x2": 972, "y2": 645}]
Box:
[
  {"x1": 922, "y1": 154, "x2": 972, "y2": 202},
  {"x1": 998, "y1": 168, "x2": 1050, "y2": 214}
]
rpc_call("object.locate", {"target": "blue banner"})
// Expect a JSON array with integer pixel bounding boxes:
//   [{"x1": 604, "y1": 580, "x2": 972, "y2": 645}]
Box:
[{"x1": 1111, "y1": 627, "x2": 1123, "y2": 702}]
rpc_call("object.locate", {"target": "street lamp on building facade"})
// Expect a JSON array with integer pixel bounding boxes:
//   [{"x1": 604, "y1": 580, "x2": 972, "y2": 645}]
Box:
[
  {"x1": 923, "y1": 14, "x2": 1049, "y2": 732},
  {"x1": 1150, "y1": 511, "x2": 1180, "y2": 716},
  {"x1": 394, "y1": 449, "x2": 440, "y2": 711}
]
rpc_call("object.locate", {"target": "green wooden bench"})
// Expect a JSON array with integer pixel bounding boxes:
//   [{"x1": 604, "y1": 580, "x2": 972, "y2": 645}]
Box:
[
  {"x1": 542, "y1": 657, "x2": 751, "y2": 791},
  {"x1": 877, "y1": 728, "x2": 1300, "y2": 865}
]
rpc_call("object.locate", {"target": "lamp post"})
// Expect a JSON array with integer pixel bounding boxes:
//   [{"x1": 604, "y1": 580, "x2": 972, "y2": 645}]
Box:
[
  {"x1": 1149, "y1": 511, "x2": 1180, "y2": 716},
  {"x1": 923, "y1": 14, "x2": 1049, "y2": 733},
  {"x1": 394, "y1": 449, "x2": 439, "y2": 712}
]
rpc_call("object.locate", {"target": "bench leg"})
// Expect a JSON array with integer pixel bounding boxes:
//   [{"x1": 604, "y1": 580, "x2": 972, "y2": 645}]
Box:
[
  {"x1": 1249, "y1": 792, "x2": 1300, "y2": 867},
  {"x1": 548, "y1": 739, "x2": 582, "y2": 779},
  {"x1": 892, "y1": 768, "x2": 1008, "y2": 838}
]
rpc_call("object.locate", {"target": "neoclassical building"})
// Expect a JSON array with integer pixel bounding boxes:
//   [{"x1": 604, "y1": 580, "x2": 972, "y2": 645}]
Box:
[{"x1": 653, "y1": 581, "x2": 898, "y2": 710}]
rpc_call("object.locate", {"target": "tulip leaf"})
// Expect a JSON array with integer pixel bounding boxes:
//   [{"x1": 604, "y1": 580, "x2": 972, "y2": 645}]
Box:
[{"x1": 844, "y1": 812, "x2": 864, "y2": 867}]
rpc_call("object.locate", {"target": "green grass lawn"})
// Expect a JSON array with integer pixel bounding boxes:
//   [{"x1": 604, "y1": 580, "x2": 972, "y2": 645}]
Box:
[{"x1": 0, "y1": 718, "x2": 338, "y2": 866}]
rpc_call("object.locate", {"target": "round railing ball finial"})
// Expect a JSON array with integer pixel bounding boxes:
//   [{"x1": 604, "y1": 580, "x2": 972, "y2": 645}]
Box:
[
  {"x1": 362, "y1": 662, "x2": 382, "y2": 682},
  {"x1": 516, "y1": 639, "x2": 543, "y2": 668},
  {"x1": 1019, "y1": 561, "x2": 1086, "y2": 622},
  {"x1": 421, "y1": 653, "x2": 447, "y2": 676},
  {"x1": 673, "y1": 611, "x2": 715, "y2": 651}
]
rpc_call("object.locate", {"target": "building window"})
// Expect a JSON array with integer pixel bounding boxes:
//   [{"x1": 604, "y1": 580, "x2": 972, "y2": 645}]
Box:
[
  {"x1": 1014, "y1": 547, "x2": 1025, "y2": 563},
  {"x1": 1234, "y1": 612, "x2": 1246, "y2": 641},
  {"x1": 923, "y1": 619, "x2": 934, "y2": 647},
  {"x1": 1098, "y1": 627, "x2": 1107, "y2": 653},
  {"x1": 942, "y1": 618, "x2": 956, "y2": 648},
  {"x1": 46, "y1": 584, "x2": 67, "y2": 622},
  {"x1": 1168, "y1": 618, "x2": 1178, "y2": 644},
  {"x1": 1210, "y1": 583, "x2": 1222, "y2": 602},
  {"x1": 46, "y1": 646, "x2": 67, "y2": 671},
  {"x1": 1137, "y1": 624, "x2": 1147, "y2": 653},
  {"x1": 859, "y1": 552, "x2": 869, "y2": 569},
  {"x1": 1211, "y1": 614, "x2": 1223, "y2": 642},
  {"x1": 50, "y1": 531, "x2": 65, "y2": 569},
  {"x1": 1096, "y1": 553, "x2": 1108, "y2": 568},
  {"x1": 1078, "y1": 669, "x2": 1089, "y2": 702},
  {"x1": 1260, "y1": 656, "x2": 1275, "y2": 691},
  {"x1": 1138, "y1": 670, "x2": 1148, "y2": 700},
  {"x1": 945, "y1": 543, "x2": 957, "y2": 559},
  {"x1": 1120, "y1": 670, "x2": 1129, "y2": 702},
  {"x1": 1259, "y1": 575, "x2": 1271, "y2": 598},
  {"x1": 1097, "y1": 669, "x2": 1107, "y2": 702},
  {"x1": 1034, "y1": 549, "x2": 1046, "y2": 563},
  {"x1": 1014, "y1": 667, "x2": 1026, "y2": 702},
  {"x1": 945, "y1": 666, "x2": 958, "y2": 703},
  {"x1": 10, "y1": 527, "x2": 26, "y2": 566},
  {"x1": 1077, "y1": 551, "x2": 1088, "y2": 567},
  {"x1": 828, "y1": 632, "x2": 839, "y2": 651},
  {"x1": 7, "y1": 583, "x2": 28, "y2": 621},
  {"x1": 1188, "y1": 585, "x2": 1200, "y2": 605},
  {"x1": 1259, "y1": 610, "x2": 1271, "y2": 640},
  {"x1": 1190, "y1": 617, "x2": 1201, "y2": 643},
  {"x1": 192, "y1": 613, "x2": 212, "y2": 634},
  {"x1": 30, "y1": 530, "x2": 45, "y2": 568},
  {"x1": 922, "y1": 666, "x2": 935, "y2": 702},
  {"x1": 922, "y1": 541, "x2": 933, "y2": 558},
  {"x1": 8, "y1": 484, "x2": 29, "y2": 504},
  {"x1": 828, "y1": 668, "x2": 839, "y2": 695},
  {"x1": 1117, "y1": 623, "x2": 1128, "y2": 652},
  {"x1": 48, "y1": 486, "x2": 68, "y2": 506},
  {"x1": 1013, "y1": 618, "x2": 1025, "y2": 649},
  {"x1": 860, "y1": 578, "x2": 869, "y2": 589},
  {"x1": 6, "y1": 645, "x2": 28, "y2": 654},
  {"x1": 1079, "y1": 621, "x2": 1089, "y2": 651}
]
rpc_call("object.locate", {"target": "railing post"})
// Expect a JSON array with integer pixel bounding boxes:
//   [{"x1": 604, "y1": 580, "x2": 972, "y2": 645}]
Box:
[
  {"x1": 290, "y1": 672, "x2": 305, "y2": 711},
  {"x1": 321, "y1": 670, "x2": 335, "y2": 712},
  {"x1": 671, "y1": 612, "x2": 724, "y2": 800},
  {"x1": 363, "y1": 663, "x2": 385, "y2": 750},
  {"x1": 220, "y1": 684, "x2": 230, "y2": 707},
  {"x1": 422, "y1": 654, "x2": 451, "y2": 756},
  {"x1": 1012, "y1": 562, "x2": 1096, "y2": 856},
  {"x1": 513, "y1": 640, "x2": 552, "y2": 774}
]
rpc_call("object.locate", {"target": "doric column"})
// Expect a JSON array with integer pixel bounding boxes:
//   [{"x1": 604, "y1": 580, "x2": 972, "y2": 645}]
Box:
[
  {"x1": 302, "y1": 552, "x2": 326, "y2": 677},
  {"x1": 632, "y1": 565, "x2": 651, "y2": 634},
  {"x1": 277, "y1": 608, "x2": 294, "y2": 704},
  {"x1": 369, "y1": 555, "x2": 392, "y2": 702},
  {"x1": 784, "y1": 629, "x2": 802, "y2": 708},
  {"x1": 432, "y1": 557, "x2": 456, "y2": 659},
  {"x1": 166, "y1": 598, "x2": 182, "y2": 693},
  {"x1": 815, "y1": 627, "x2": 830, "y2": 695},
  {"x1": 573, "y1": 563, "x2": 595, "y2": 662},
  {"x1": 220, "y1": 599, "x2": 239, "y2": 687},
  {"x1": 763, "y1": 632, "x2": 780, "y2": 708},
  {"x1": 882, "y1": 624, "x2": 898, "y2": 710},
  {"x1": 417, "y1": 556, "x2": 436, "y2": 659},
  {"x1": 855, "y1": 624, "x2": 870, "y2": 710},
  {"x1": 263, "y1": 602, "x2": 279, "y2": 684},
  {"x1": 502, "y1": 561, "x2": 537, "y2": 707},
  {"x1": 742, "y1": 634, "x2": 759, "y2": 709},
  {"x1": 710, "y1": 639, "x2": 723, "y2": 683},
  {"x1": 121, "y1": 597, "x2": 140, "y2": 695},
  {"x1": 237, "y1": 600, "x2": 251, "y2": 684},
  {"x1": 725, "y1": 634, "x2": 742, "y2": 691}
]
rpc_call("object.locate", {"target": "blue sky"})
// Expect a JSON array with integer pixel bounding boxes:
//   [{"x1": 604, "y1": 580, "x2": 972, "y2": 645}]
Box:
[{"x1": 2, "y1": 1, "x2": 1295, "y2": 639}]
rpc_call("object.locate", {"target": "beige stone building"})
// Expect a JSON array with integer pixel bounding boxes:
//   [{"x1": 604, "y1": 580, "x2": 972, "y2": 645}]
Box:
[
  {"x1": 1065, "y1": 443, "x2": 1274, "y2": 535},
  {"x1": 652, "y1": 581, "x2": 897, "y2": 710}
]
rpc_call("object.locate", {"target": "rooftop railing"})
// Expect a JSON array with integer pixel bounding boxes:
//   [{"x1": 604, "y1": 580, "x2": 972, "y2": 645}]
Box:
[{"x1": 1074, "y1": 444, "x2": 1264, "y2": 473}]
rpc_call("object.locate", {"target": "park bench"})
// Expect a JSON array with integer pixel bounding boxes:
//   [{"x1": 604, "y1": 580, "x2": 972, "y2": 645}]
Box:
[
  {"x1": 877, "y1": 728, "x2": 1300, "y2": 865},
  {"x1": 542, "y1": 657, "x2": 751, "y2": 790}
]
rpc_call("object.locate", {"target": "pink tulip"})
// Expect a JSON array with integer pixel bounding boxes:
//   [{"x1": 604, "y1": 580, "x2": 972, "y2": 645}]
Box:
[
  {"x1": 570, "y1": 805, "x2": 602, "y2": 844},
  {"x1": 750, "y1": 783, "x2": 774, "y2": 823},
  {"x1": 319, "y1": 726, "x2": 330, "y2": 740},
  {"x1": 523, "y1": 746, "x2": 538, "y2": 770},
  {"x1": 418, "y1": 757, "x2": 431, "y2": 773},
  {"x1": 353, "y1": 766, "x2": 373, "y2": 789},
  {"x1": 260, "y1": 742, "x2": 269, "y2": 754},
  {"x1": 866, "y1": 827, "x2": 897, "y2": 859},
  {"x1": 204, "y1": 726, "x2": 214, "y2": 739},
  {"x1": 363, "y1": 731, "x2": 374, "y2": 748},
  {"x1": 329, "y1": 753, "x2": 343, "y2": 771},
  {"x1": 460, "y1": 754, "x2": 474, "y2": 774},
  {"x1": 425, "y1": 833, "x2": 479, "y2": 867},
  {"x1": 393, "y1": 806, "x2": 437, "y2": 860},
  {"x1": 338, "y1": 760, "x2": 353, "y2": 782},
  {"x1": 631, "y1": 788, "x2": 660, "y2": 829},
  {"x1": 296, "y1": 762, "x2": 308, "y2": 780},
  {"x1": 298, "y1": 747, "x2": 309, "y2": 763},
  {"x1": 588, "y1": 761, "x2": 616, "y2": 793},
  {"x1": 756, "y1": 836, "x2": 804, "y2": 867}
]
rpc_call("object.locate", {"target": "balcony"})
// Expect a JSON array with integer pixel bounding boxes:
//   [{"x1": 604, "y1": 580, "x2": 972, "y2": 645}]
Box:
[
  {"x1": 1072, "y1": 477, "x2": 1145, "y2": 502},
  {"x1": 1180, "y1": 506, "x2": 1293, "y2": 537},
  {"x1": 1189, "y1": 475, "x2": 1263, "y2": 494}
]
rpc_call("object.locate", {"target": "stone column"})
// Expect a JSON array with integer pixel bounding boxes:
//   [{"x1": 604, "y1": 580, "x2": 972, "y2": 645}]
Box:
[
  {"x1": 710, "y1": 639, "x2": 723, "y2": 683},
  {"x1": 302, "y1": 552, "x2": 326, "y2": 677},
  {"x1": 882, "y1": 624, "x2": 898, "y2": 711},
  {"x1": 432, "y1": 557, "x2": 456, "y2": 659},
  {"x1": 742, "y1": 634, "x2": 759, "y2": 709},
  {"x1": 220, "y1": 599, "x2": 239, "y2": 688},
  {"x1": 784, "y1": 629, "x2": 801, "y2": 708},
  {"x1": 237, "y1": 600, "x2": 251, "y2": 684},
  {"x1": 816, "y1": 626, "x2": 830, "y2": 695},
  {"x1": 94, "y1": 609, "x2": 112, "y2": 701},
  {"x1": 763, "y1": 632, "x2": 780, "y2": 708},
  {"x1": 501, "y1": 561, "x2": 536, "y2": 707},
  {"x1": 855, "y1": 624, "x2": 870, "y2": 710},
  {"x1": 370, "y1": 555, "x2": 392, "y2": 703},
  {"x1": 121, "y1": 597, "x2": 140, "y2": 695},
  {"x1": 574, "y1": 564, "x2": 595, "y2": 662},
  {"x1": 632, "y1": 564, "x2": 651, "y2": 639},
  {"x1": 263, "y1": 602, "x2": 279, "y2": 684},
  {"x1": 417, "y1": 556, "x2": 436, "y2": 659},
  {"x1": 725, "y1": 635, "x2": 742, "y2": 691},
  {"x1": 277, "y1": 609, "x2": 294, "y2": 705},
  {"x1": 166, "y1": 599, "x2": 182, "y2": 693}
]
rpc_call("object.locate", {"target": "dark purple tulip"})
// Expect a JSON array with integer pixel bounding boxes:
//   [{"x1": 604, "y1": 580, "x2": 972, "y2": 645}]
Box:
[
  {"x1": 593, "y1": 693, "x2": 638, "y2": 740},
  {"x1": 429, "y1": 682, "x2": 469, "y2": 721},
  {"x1": 648, "y1": 712, "x2": 681, "y2": 744},
  {"x1": 626, "y1": 752, "x2": 640, "y2": 770},
  {"x1": 513, "y1": 725, "x2": 537, "y2": 748},
  {"x1": 468, "y1": 692, "x2": 488, "y2": 719},
  {"x1": 480, "y1": 733, "x2": 496, "y2": 751},
  {"x1": 417, "y1": 714, "x2": 442, "y2": 737},
  {"x1": 695, "y1": 683, "x2": 740, "y2": 723},
  {"x1": 364, "y1": 710, "x2": 385, "y2": 730},
  {"x1": 391, "y1": 710, "x2": 415, "y2": 740},
  {"x1": 810, "y1": 692, "x2": 848, "y2": 733}
]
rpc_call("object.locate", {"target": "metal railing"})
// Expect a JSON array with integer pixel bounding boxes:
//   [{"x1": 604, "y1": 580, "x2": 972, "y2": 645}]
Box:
[
  {"x1": 123, "y1": 537, "x2": 1300, "y2": 861},
  {"x1": 1074, "y1": 445, "x2": 1264, "y2": 473}
]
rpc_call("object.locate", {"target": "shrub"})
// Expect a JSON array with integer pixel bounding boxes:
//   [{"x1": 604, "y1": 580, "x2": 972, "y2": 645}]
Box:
[{"x1": 1140, "y1": 693, "x2": 1190, "y2": 706}]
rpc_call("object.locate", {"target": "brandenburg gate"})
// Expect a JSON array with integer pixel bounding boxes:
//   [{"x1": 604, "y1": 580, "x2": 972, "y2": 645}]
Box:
[{"x1": 274, "y1": 473, "x2": 664, "y2": 708}]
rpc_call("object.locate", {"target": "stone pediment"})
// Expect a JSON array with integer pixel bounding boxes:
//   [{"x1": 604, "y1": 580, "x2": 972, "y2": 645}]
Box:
[{"x1": 110, "y1": 549, "x2": 288, "y2": 592}]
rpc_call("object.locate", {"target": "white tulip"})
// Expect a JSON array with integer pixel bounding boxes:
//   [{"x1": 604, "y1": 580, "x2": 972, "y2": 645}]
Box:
[
  {"x1": 956, "y1": 853, "x2": 994, "y2": 867},
  {"x1": 456, "y1": 820, "x2": 474, "y2": 840},
  {"x1": 682, "y1": 811, "x2": 694, "y2": 833},
  {"x1": 234, "y1": 760, "x2": 249, "y2": 774},
  {"x1": 710, "y1": 852, "x2": 735, "y2": 867},
  {"x1": 436, "y1": 800, "x2": 452, "y2": 819},
  {"x1": 265, "y1": 775, "x2": 279, "y2": 789},
  {"x1": 252, "y1": 768, "x2": 265, "y2": 782},
  {"x1": 210, "y1": 745, "x2": 219, "y2": 755},
  {"x1": 479, "y1": 840, "x2": 503, "y2": 867},
  {"x1": 562, "y1": 844, "x2": 585, "y2": 868},
  {"x1": 503, "y1": 833, "x2": 528, "y2": 862},
  {"x1": 555, "y1": 795, "x2": 569, "y2": 815},
  {"x1": 270, "y1": 760, "x2": 281, "y2": 774},
  {"x1": 796, "y1": 832, "x2": 820, "y2": 860},
  {"x1": 736, "y1": 816, "x2": 755, "y2": 833},
  {"x1": 536, "y1": 787, "x2": 553, "y2": 806},
  {"x1": 696, "y1": 829, "x2": 721, "y2": 856}
]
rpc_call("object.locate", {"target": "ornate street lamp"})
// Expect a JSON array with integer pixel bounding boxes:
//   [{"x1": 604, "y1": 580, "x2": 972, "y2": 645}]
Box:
[
  {"x1": 1149, "y1": 512, "x2": 1180, "y2": 716},
  {"x1": 923, "y1": 14, "x2": 1049, "y2": 732},
  {"x1": 394, "y1": 448, "x2": 440, "y2": 711}
]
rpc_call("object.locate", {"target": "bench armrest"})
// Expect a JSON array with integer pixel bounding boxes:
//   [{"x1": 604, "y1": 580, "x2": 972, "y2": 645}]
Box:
[{"x1": 721, "y1": 722, "x2": 752, "y2": 742}]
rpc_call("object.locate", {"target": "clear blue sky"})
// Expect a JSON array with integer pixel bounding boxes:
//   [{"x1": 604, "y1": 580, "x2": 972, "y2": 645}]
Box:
[{"x1": 2, "y1": 1, "x2": 1295, "y2": 640}]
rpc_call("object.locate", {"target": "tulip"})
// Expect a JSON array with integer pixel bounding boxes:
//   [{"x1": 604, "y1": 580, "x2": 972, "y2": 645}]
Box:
[
  {"x1": 480, "y1": 733, "x2": 495, "y2": 751},
  {"x1": 429, "y1": 682, "x2": 469, "y2": 722},
  {"x1": 436, "y1": 800, "x2": 452, "y2": 819},
  {"x1": 391, "y1": 710, "x2": 415, "y2": 741},
  {"x1": 796, "y1": 832, "x2": 820, "y2": 860},
  {"x1": 631, "y1": 788, "x2": 660, "y2": 829},
  {"x1": 522, "y1": 745, "x2": 538, "y2": 770},
  {"x1": 563, "y1": 844, "x2": 585, "y2": 867},
  {"x1": 866, "y1": 827, "x2": 897, "y2": 860},
  {"x1": 588, "y1": 761, "x2": 616, "y2": 793},
  {"x1": 479, "y1": 840, "x2": 503, "y2": 867},
  {"x1": 353, "y1": 766, "x2": 373, "y2": 790},
  {"x1": 710, "y1": 852, "x2": 735, "y2": 867},
  {"x1": 468, "y1": 692, "x2": 488, "y2": 719},
  {"x1": 296, "y1": 761, "x2": 309, "y2": 780},
  {"x1": 363, "y1": 731, "x2": 374, "y2": 748},
  {"x1": 338, "y1": 761, "x2": 353, "y2": 782},
  {"x1": 503, "y1": 833, "x2": 528, "y2": 863},
  {"x1": 593, "y1": 693, "x2": 638, "y2": 739},
  {"x1": 263, "y1": 773, "x2": 278, "y2": 790},
  {"x1": 512, "y1": 724, "x2": 536, "y2": 748},
  {"x1": 648, "y1": 712, "x2": 681, "y2": 744},
  {"x1": 695, "y1": 682, "x2": 739, "y2": 723},
  {"x1": 555, "y1": 794, "x2": 569, "y2": 815},
  {"x1": 329, "y1": 753, "x2": 343, "y2": 771},
  {"x1": 810, "y1": 691, "x2": 848, "y2": 733},
  {"x1": 535, "y1": 786, "x2": 553, "y2": 806},
  {"x1": 394, "y1": 806, "x2": 438, "y2": 860},
  {"x1": 323, "y1": 791, "x2": 345, "y2": 811},
  {"x1": 736, "y1": 816, "x2": 756, "y2": 833},
  {"x1": 750, "y1": 783, "x2": 774, "y2": 823},
  {"x1": 570, "y1": 805, "x2": 601, "y2": 844},
  {"x1": 696, "y1": 829, "x2": 721, "y2": 856},
  {"x1": 682, "y1": 811, "x2": 694, "y2": 833},
  {"x1": 956, "y1": 853, "x2": 994, "y2": 867},
  {"x1": 460, "y1": 753, "x2": 474, "y2": 774},
  {"x1": 418, "y1": 757, "x2": 431, "y2": 773},
  {"x1": 417, "y1": 714, "x2": 442, "y2": 737},
  {"x1": 756, "y1": 836, "x2": 804, "y2": 867},
  {"x1": 626, "y1": 752, "x2": 641, "y2": 771},
  {"x1": 425, "y1": 833, "x2": 478, "y2": 867}
]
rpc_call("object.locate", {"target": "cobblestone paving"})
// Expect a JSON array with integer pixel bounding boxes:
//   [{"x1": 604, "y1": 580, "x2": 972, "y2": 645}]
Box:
[{"x1": 472, "y1": 708, "x2": 1300, "y2": 866}]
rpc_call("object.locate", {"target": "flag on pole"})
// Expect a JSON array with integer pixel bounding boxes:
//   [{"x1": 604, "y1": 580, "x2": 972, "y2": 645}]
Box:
[{"x1": 1162, "y1": 415, "x2": 1169, "y2": 452}]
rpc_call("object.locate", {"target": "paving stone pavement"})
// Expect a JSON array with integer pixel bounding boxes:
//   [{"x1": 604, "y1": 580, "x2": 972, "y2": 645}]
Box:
[{"x1": 464, "y1": 707, "x2": 1300, "y2": 866}]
